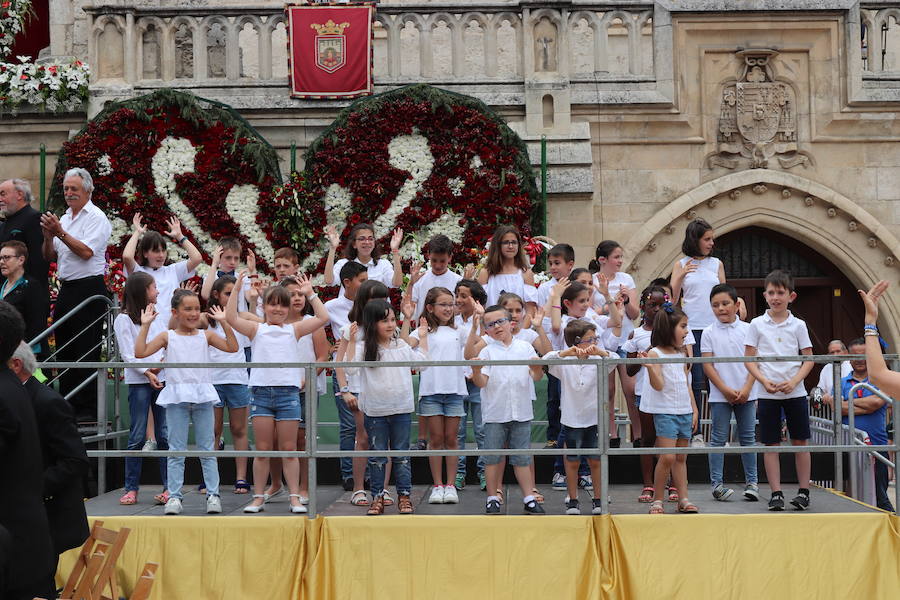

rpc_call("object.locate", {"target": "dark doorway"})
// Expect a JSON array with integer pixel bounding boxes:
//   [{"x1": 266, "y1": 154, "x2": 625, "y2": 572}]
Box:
[{"x1": 715, "y1": 226, "x2": 865, "y2": 386}]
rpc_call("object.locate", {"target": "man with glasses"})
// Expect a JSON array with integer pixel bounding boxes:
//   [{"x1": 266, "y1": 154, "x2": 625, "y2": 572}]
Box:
[
  {"x1": 0, "y1": 241, "x2": 49, "y2": 356},
  {"x1": 40, "y1": 168, "x2": 111, "y2": 424},
  {"x1": 0, "y1": 178, "x2": 48, "y2": 285}
]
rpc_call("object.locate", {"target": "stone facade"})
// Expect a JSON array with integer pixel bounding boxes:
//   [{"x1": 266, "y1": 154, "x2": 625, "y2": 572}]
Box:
[{"x1": 7, "y1": 0, "x2": 900, "y2": 344}]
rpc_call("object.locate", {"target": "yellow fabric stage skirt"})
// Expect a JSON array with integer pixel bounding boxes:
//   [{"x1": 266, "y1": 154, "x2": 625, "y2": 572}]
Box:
[{"x1": 58, "y1": 513, "x2": 900, "y2": 599}]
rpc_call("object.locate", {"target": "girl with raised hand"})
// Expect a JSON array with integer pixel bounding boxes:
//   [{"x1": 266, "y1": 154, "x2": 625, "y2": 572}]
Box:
[
  {"x1": 324, "y1": 222, "x2": 404, "y2": 289},
  {"x1": 134, "y1": 288, "x2": 238, "y2": 515},
  {"x1": 225, "y1": 271, "x2": 329, "y2": 515},
  {"x1": 477, "y1": 224, "x2": 537, "y2": 308},
  {"x1": 346, "y1": 299, "x2": 429, "y2": 515}
]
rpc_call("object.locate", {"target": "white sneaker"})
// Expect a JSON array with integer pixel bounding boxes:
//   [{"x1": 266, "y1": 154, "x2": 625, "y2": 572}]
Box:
[
  {"x1": 206, "y1": 495, "x2": 222, "y2": 514},
  {"x1": 442, "y1": 485, "x2": 459, "y2": 504},
  {"x1": 429, "y1": 485, "x2": 444, "y2": 504},
  {"x1": 164, "y1": 497, "x2": 183, "y2": 515},
  {"x1": 552, "y1": 473, "x2": 567, "y2": 490},
  {"x1": 142, "y1": 439, "x2": 157, "y2": 452},
  {"x1": 690, "y1": 435, "x2": 706, "y2": 448}
]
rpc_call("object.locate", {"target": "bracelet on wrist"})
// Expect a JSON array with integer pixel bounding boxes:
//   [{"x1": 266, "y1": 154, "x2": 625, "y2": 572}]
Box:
[
  {"x1": 864, "y1": 330, "x2": 880, "y2": 337},
  {"x1": 864, "y1": 324, "x2": 878, "y2": 331},
  {"x1": 307, "y1": 293, "x2": 318, "y2": 301},
  {"x1": 177, "y1": 236, "x2": 187, "y2": 245},
  {"x1": 552, "y1": 305, "x2": 561, "y2": 309}
]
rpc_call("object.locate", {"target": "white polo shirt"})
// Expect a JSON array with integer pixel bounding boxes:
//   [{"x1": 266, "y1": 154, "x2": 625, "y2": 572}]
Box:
[
  {"x1": 410, "y1": 269, "x2": 462, "y2": 320},
  {"x1": 546, "y1": 351, "x2": 604, "y2": 428},
  {"x1": 700, "y1": 318, "x2": 757, "y2": 403},
  {"x1": 817, "y1": 361, "x2": 852, "y2": 396},
  {"x1": 745, "y1": 311, "x2": 813, "y2": 399},
  {"x1": 333, "y1": 257, "x2": 395, "y2": 289},
  {"x1": 477, "y1": 339, "x2": 537, "y2": 423},
  {"x1": 325, "y1": 293, "x2": 354, "y2": 334},
  {"x1": 53, "y1": 201, "x2": 111, "y2": 280}
]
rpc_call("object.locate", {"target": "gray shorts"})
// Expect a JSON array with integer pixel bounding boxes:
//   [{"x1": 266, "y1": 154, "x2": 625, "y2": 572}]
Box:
[{"x1": 483, "y1": 420, "x2": 532, "y2": 466}]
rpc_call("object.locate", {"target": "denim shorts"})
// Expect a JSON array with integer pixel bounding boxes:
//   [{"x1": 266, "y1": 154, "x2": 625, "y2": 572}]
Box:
[
  {"x1": 418, "y1": 393, "x2": 466, "y2": 417},
  {"x1": 214, "y1": 384, "x2": 251, "y2": 410},
  {"x1": 563, "y1": 425, "x2": 599, "y2": 461},
  {"x1": 250, "y1": 386, "x2": 302, "y2": 421},
  {"x1": 653, "y1": 413, "x2": 693, "y2": 440},
  {"x1": 483, "y1": 421, "x2": 532, "y2": 466}
]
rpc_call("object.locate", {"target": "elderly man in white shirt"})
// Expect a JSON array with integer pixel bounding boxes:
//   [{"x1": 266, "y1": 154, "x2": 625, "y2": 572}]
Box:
[{"x1": 40, "y1": 168, "x2": 112, "y2": 423}]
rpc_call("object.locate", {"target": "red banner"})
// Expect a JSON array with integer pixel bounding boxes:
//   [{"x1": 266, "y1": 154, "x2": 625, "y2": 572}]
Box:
[{"x1": 286, "y1": 3, "x2": 374, "y2": 99}]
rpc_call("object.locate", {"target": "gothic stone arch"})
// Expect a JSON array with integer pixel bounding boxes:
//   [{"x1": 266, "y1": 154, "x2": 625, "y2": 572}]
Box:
[{"x1": 623, "y1": 169, "x2": 900, "y2": 346}]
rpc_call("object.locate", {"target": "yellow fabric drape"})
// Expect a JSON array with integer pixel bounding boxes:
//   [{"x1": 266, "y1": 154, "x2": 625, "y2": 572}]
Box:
[{"x1": 58, "y1": 514, "x2": 900, "y2": 599}]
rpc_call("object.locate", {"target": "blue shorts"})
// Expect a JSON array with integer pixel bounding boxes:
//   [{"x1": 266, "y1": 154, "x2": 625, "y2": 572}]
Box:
[
  {"x1": 563, "y1": 425, "x2": 599, "y2": 461},
  {"x1": 250, "y1": 386, "x2": 302, "y2": 422},
  {"x1": 653, "y1": 413, "x2": 693, "y2": 440},
  {"x1": 483, "y1": 421, "x2": 532, "y2": 466},
  {"x1": 758, "y1": 397, "x2": 810, "y2": 444},
  {"x1": 418, "y1": 393, "x2": 466, "y2": 417},
  {"x1": 213, "y1": 384, "x2": 251, "y2": 410}
]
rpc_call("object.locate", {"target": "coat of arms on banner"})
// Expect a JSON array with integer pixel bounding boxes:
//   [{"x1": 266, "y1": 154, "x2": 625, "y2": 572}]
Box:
[
  {"x1": 710, "y1": 49, "x2": 813, "y2": 170},
  {"x1": 311, "y1": 19, "x2": 349, "y2": 73}
]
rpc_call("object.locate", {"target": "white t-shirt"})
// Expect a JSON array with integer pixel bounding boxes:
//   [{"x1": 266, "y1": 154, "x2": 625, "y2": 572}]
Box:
[
  {"x1": 679, "y1": 256, "x2": 721, "y2": 330},
  {"x1": 477, "y1": 339, "x2": 537, "y2": 423},
  {"x1": 132, "y1": 260, "x2": 194, "y2": 316},
  {"x1": 817, "y1": 361, "x2": 852, "y2": 396},
  {"x1": 483, "y1": 270, "x2": 537, "y2": 307},
  {"x1": 700, "y1": 318, "x2": 757, "y2": 403},
  {"x1": 348, "y1": 339, "x2": 427, "y2": 416},
  {"x1": 113, "y1": 313, "x2": 167, "y2": 385},
  {"x1": 638, "y1": 347, "x2": 693, "y2": 415},
  {"x1": 593, "y1": 271, "x2": 637, "y2": 341},
  {"x1": 536, "y1": 277, "x2": 602, "y2": 310},
  {"x1": 410, "y1": 269, "x2": 462, "y2": 320},
  {"x1": 325, "y1": 293, "x2": 354, "y2": 335},
  {"x1": 745, "y1": 311, "x2": 813, "y2": 399},
  {"x1": 410, "y1": 325, "x2": 467, "y2": 396},
  {"x1": 207, "y1": 323, "x2": 249, "y2": 385},
  {"x1": 546, "y1": 351, "x2": 604, "y2": 428},
  {"x1": 53, "y1": 201, "x2": 111, "y2": 280},
  {"x1": 333, "y1": 257, "x2": 395, "y2": 290},
  {"x1": 249, "y1": 323, "x2": 302, "y2": 388},
  {"x1": 623, "y1": 326, "x2": 695, "y2": 397}
]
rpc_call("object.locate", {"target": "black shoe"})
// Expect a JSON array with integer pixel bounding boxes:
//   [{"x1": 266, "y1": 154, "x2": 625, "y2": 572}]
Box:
[
  {"x1": 342, "y1": 478, "x2": 354, "y2": 491},
  {"x1": 768, "y1": 492, "x2": 785, "y2": 511},
  {"x1": 591, "y1": 498, "x2": 604, "y2": 515},
  {"x1": 485, "y1": 499, "x2": 501, "y2": 514},
  {"x1": 789, "y1": 491, "x2": 810, "y2": 511},
  {"x1": 415, "y1": 439, "x2": 427, "y2": 451},
  {"x1": 565, "y1": 498, "x2": 581, "y2": 515},
  {"x1": 524, "y1": 499, "x2": 546, "y2": 514},
  {"x1": 609, "y1": 437, "x2": 621, "y2": 448}
]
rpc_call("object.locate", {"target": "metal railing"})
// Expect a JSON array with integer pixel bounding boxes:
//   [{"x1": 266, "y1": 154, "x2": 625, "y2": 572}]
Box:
[{"x1": 55, "y1": 353, "x2": 900, "y2": 517}]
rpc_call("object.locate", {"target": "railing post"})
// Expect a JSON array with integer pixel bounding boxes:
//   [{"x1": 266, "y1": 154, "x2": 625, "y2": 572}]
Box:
[
  {"x1": 306, "y1": 364, "x2": 318, "y2": 518},
  {"x1": 97, "y1": 367, "x2": 107, "y2": 494},
  {"x1": 832, "y1": 357, "x2": 844, "y2": 492},
  {"x1": 598, "y1": 358, "x2": 609, "y2": 514},
  {"x1": 894, "y1": 394, "x2": 899, "y2": 516}
]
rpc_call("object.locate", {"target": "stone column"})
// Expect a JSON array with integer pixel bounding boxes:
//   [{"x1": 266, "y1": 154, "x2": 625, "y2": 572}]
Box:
[{"x1": 49, "y1": 0, "x2": 74, "y2": 56}]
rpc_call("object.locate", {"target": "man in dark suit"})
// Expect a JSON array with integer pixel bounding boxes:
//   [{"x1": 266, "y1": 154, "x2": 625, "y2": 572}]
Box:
[
  {"x1": 0, "y1": 301, "x2": 54, "y2": 600},
  {"x1": 0, "y1": 179, "x2": 49, "y2": 285},
  {"x1": 8, "y1": 341, "x2": 90, "y2": 573}
]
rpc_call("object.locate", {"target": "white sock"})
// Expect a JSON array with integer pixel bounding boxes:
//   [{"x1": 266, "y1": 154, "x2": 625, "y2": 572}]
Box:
[
  {"x1": 523, "y1": 495, "x2": 535, "y2": 504},
  {"x1": 487, "y1": 495, "x2": 500, "y2": 503}
]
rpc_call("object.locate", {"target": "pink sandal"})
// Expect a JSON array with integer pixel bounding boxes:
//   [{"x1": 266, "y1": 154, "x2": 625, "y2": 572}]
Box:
[
  {"x1": 119, "y1": 490, "x2": 138, "y2": 505},
  {"x1": 638, "y1": 486, "x2": 654, "y2": 503},
  {"x1": 154, "y1": 490, "x2": 170, "y2": 505}
]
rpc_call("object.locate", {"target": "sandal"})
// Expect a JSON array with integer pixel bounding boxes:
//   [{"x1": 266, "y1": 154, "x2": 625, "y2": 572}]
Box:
[
  {"x1": 264, "y1": 487, "x2": 284, "y2": 503},
  {"x1": 350, "y1": 490, "x2": 370, "y2": 506},
  {"x1": 119, "y1": 490, "x2": 138, "y2": 505},
  {"x1": 243, "y1": 494, "x2": 266, "y2": 514},
  {"x1": 398, "y1": 494, "x2": 414, "y2": 514},
  {"x1": 678, "y1": 498, "x2": 699, "y2": 513},
  {"x1": 367, "y1": 496, "x2": 385, "y2": 516},
  {"x1": 649, "y1": 500, "x2": 665, "y2": 514},
  {"x1": 531, "y1": 488, "x2": 545, "y2": 504},
  {"x1": 667, "y1": 486, "x2": 679, "y2": 502},
  {"x1": 496, "y1": 489, "x2": 504, "y2": 505},
  {"x1": 382, "y1": 490, "x2": 394, "y2": 506},
  {"x1": 638, "y1": 486, "x2": 655, "y2": 503},
  {"x1": 153, "y1": 490, "x2": 169, "y2": 505},
  {"x1": 234, "y1": 479, "x2": 251, "y2": 495}
]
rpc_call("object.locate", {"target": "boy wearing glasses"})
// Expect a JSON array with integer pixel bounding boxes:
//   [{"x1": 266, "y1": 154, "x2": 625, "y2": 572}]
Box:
[
  {"x1": 543, "y1": 319, "x2": 610, "y2": 514},
  {"x1": 469, "y1": 305, "x2": 545, "y2": 514}
]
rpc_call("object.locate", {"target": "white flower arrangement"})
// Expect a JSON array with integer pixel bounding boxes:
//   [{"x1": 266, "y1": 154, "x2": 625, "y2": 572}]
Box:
[
  {"x1": 225, "y1": 183, "x2": 274, "y2": 268},
  {"x1": 373, "y1": 132, "x2": 434, "y2": 238},
  {"x1": 109, "y1": 215, "x2": 130, "y2": 246},
  {"x1": 96, "y1": 154, "x2": 112, "y2": 176},
  {"x1": 447, "y1": 177, "x2": 465, "y2": 197},
  {"x1": 0, "y1": 56, "x2": 90, "y2": 114},
  {"x1": 0, "y1": 1, "x2": 29, "y2": 60}
]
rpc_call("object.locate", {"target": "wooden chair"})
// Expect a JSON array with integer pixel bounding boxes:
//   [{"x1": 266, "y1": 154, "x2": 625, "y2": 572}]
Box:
[
  {"x1": 129, "y1": 563, "x2": 159, "y2": 600},
  {"x1": 60, "y1": 520, "x2": 131, "y2": 600}
]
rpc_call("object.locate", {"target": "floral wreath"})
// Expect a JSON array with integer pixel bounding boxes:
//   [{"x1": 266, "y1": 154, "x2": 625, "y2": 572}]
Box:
[
  {"x1": 0, "y1": 0, "x2": 29, "y2": 60},
  {"x1": 51, "y1": 89, "x2": 285, "y2": 276},
  {"x1": 284, "y1": 83, "x2": 540, "y2": 276}
]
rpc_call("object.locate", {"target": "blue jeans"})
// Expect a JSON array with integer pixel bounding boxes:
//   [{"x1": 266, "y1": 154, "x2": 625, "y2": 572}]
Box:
[
  {"x1": 332, "y1": 371, "x2": 356, "y2": 480},
  {"x1": 364, "y1": 413, "x2": 412, "y2": 498},
  {"x1": 546, "y1": 374, "x2": 562, "y2": 442},
  {"x1": 457, "y1": 380, "x2": 485, "y2": 476},
  {"x1": 124, "y1": 383, "x2": 168, "y2": 492},
  {"x1": 708, "y1": 401, "x2": 758, "y2": 487},
  {"x1": 690, "y1": 329, "x2": 708, "y2": 433},
  {"x1": 166, "y1": 402, "x2": 220, "y2": 499}
]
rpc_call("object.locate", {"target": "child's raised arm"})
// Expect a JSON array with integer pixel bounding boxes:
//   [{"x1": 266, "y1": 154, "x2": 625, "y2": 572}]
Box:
[
  {"x1": 323, "y1": 225, "x2": 340, "y2": 286},
  {"x1": 122, "y1": 212, "x2": 146, "y2": 274},
  {"x1": 200, "y1": 245, "x2": 223, "y2": 301},
  {"x1": 134, "y1": 305, "x2": 168, "y2": 358},
  {"x1": 549, "y1": 278, "x2": 569, "y2": 335},
  {"x1": 400, "y1": 296, "x2": 416, "y2": 346},
  {"x1": 206, "y1": 305, "x2": 239, "y2": 353},
  {"x1": 225, "y1": 271, "x2": 260, "y2": 340},
  {"x1": 469, "y1": 357, "x2": 488, "y2": 388},
  {"x1": 164, "y1": 216, "x2": 203, "y2": 272},
  {"x1": 531, "y1": 305, "x2": 552, "y2": 356},
  {"x1": 390, "y1": 228, "x2": 404, "y2": 287},
  {"x1": 464, "y1": 302, "x2": 486, "y2": 359},
  {"x1": 290, "y1": 273, "x2": 330, "y2": 339}
]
